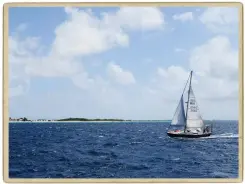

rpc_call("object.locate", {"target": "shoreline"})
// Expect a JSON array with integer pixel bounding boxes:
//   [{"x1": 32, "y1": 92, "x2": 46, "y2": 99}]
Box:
[{"x1": 9, "y1": 120, "x2": 171, "y2": 123}]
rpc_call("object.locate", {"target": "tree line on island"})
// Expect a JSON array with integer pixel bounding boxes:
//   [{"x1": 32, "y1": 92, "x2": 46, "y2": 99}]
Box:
[
  {"x1": 9, "y1": 117, "x2": 132, "y2": 122},
  {"x1": 57, "y1": 118, "x2": 130, "y2": 121}
]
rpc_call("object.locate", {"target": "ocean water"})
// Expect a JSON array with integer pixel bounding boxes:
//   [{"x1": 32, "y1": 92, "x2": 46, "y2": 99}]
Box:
[{"x1": 9, "y1": 121, "x2": 239, "y2": 178}]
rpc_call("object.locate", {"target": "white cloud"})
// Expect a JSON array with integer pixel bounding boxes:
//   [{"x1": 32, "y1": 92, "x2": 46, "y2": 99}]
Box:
[
  {"x1": 199, "y1": 7, "x2": 238, "y2": 33},
  {"x1": 9, "y1": 73, "x2": 30, "y2": 97},
  {"x1": 155, "y1": 66, "x2": 190, "y2": 98},
  {"x1": 52, "y1": 8, "x2": 129, "y2": 58},
  {"x1": 9, "y1": 7, "x2": 165, "y2": 97},
  {"x1": 71, "y1": 73, "x2": 95, "y2": 90},
  {"x1": 9, "y1": 35, "x2": 35, "y2": 97},
  {"x1": 107, "y1": 62, "x2": 136, "y2": 85},
  {"x1": 173, "y1": 12, "x2": 194, "y2": 22},
  {"x1": 157, "y1": 65, "x2": 189, "y2": 80},
  {"x1": 114, "y1": 7, "x2": 165, "y2": 31},
  {"x1": 174, "y1": 48, "x2": 186, "y2": 52},
  {"x1": 9, "y1": 85, "x2": 25, "y2": 97},
  {"x1": 9, "y1": 35, "x2": 41, "y2": 61},
  {"x1": 52, "y1": 7, "x2": 165, "y2": 58},
  {"x1": 189, "y1": 35, "x2": 238, "y2": 81},
  {"x1": 25, "y1": 56, "x2": 82, "y2": 77}
]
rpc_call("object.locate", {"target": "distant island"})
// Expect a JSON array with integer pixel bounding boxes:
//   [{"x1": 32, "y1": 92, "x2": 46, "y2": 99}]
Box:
[
  {"x1": 8, "y1": 117, "x2": 231, "y2": 123},
  {"x1": 9, "y1": 117, "x2": 171, "y2": 122},
  {"x1": 9, "y1": 117, "x2": 128, "y2": 122},
  {"x1": 57, "y1": 118, "x2": 128, "y2": 122}
]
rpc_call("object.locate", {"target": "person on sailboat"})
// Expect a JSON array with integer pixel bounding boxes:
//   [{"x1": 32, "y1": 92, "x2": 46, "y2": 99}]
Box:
[{"x1": 206, "y1": 126, "x2": 210, "y2": 133}]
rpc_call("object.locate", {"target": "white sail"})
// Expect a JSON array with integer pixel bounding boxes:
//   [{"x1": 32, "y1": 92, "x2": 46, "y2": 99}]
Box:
[
  {"x1": 186, "y1": 86, "x2": 204, "y2": 129},
  {"x1": 171, "y1": 95, "x2": 186, "y2": 125}
]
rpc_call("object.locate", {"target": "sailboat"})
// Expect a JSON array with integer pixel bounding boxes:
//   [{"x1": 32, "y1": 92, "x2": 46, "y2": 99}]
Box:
[{"x1": 167, "y1": 71, "x2": 212, "y2": 138}]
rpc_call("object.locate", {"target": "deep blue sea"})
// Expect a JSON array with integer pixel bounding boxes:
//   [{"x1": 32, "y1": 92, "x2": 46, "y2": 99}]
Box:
[{"x1": 9, "y1": 121, "x2": 239, "y2": 178}]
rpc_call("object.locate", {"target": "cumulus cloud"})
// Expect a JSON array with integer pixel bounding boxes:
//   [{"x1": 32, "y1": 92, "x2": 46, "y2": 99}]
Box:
[
  {"x1": 157, "y1": 66, "x2": 189, "y2": 81},
  {"x1": 9, "y1": 35, "x2": 38, "y2": 97},
  {"x1": 174, "y1": 48, "x2": 187, "y2": 53},
  {"x1": 52, "y1": 8, "x2": 129, "y2": 58},
  {"x1": 173, "y1": 12, "x2": 194, "y2": 22},
  {"x1": 9, "y1": 7, "x2": 165, "y2": 97},
  {"x1": 112, "y1": 7, "x2": 165, "y2": 31},
  {"x1": 189, "y1": 35, "x2": 238, "y2": 81},
  {"x1": 199, "y1": 7, "x2": 238, "y2": 33},
  {"x1": 153, "y1": 66, "x2": 190, "y2": 101},
  {"x1": 107, "y1": 62, "x2": 136, "y2": 85},
  {"x1": 51, "y1": 7, "x2": 165, "y2": 58}
]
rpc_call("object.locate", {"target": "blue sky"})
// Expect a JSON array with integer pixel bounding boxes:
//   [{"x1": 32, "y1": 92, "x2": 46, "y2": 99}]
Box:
[{"x1": 9, "y1": 6, "x2": 240, "y2": 120}]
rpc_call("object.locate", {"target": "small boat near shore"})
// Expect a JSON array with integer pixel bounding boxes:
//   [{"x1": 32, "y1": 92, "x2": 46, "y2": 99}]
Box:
[{"x1": 167, "y1": 71, "x2": 212, "y2": 138}]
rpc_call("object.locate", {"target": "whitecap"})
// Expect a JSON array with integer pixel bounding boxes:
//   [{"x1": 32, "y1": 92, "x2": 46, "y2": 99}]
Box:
[
  {"x1": 172, "y1": 158, "x2": 180, "y2": 161},
  {"x1": 212, "y1": 171, "x2": 230, "y2": 178},
  {"x1": 131, "y1": 141, "x2": 142, "y2": 144}
]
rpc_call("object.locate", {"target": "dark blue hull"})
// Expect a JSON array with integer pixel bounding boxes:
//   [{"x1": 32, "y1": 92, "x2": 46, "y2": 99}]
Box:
[{"x1": 167, "y1": 132, "x2": 212, "y2": 138}]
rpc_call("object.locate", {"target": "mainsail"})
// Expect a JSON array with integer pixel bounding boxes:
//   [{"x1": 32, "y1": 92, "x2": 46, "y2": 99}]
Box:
[
  {"x1": 171, "y1": 95, "x2": 186, "y2": 126},
  {"x1": 185, "y1": 86, "x2": 204, "y2": 130}
]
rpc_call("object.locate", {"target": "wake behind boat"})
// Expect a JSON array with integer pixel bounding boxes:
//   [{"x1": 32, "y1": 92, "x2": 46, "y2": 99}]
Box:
[{"x1": 167, "y1": 71, "x2": 212, "y2": 138}]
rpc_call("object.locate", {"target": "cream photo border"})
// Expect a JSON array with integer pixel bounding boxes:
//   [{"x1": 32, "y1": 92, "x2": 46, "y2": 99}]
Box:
[{"x1": 3, "y1": 2, "x2": 244, "y2": 183}]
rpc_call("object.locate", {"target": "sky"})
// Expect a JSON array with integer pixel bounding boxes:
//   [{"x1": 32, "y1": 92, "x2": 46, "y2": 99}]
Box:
[{"x1": 9, "y1": 6, "x2": 240, "y2": 120}]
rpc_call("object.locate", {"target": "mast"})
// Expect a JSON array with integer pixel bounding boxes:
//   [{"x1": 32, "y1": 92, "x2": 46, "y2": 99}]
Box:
[{"x1": 184, "y1": 71, "x2": 193, "y2": 132}]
